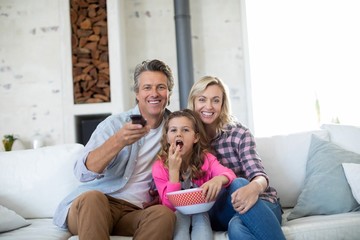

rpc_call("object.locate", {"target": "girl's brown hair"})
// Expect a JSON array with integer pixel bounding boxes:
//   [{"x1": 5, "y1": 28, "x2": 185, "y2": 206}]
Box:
[{"x1": 158, "y1": 109, "x2": 209, "y2": 179}]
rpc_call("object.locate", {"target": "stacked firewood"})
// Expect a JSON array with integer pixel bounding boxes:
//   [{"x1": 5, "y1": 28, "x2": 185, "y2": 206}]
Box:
[{"x1": 70, "y1": 0, "x2": 110, "y2": 104}]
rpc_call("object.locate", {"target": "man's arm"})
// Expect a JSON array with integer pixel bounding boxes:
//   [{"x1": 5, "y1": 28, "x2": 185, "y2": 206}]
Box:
[{"x1": 86, "y1": 122, "x2": 150, "y2": 173}]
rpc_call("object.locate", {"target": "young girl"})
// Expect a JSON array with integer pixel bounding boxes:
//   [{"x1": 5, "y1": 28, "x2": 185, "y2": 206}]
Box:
[{"x1": 152, "y1": 109, "x2": 236, "y2": 240}]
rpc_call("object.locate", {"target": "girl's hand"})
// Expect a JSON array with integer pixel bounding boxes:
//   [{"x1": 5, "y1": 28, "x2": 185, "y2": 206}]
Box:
[
  {"x1": 200, "y1": 176, "x2": 228, "y2": 202},
  {"x1": 168, "y1": 143, "x2": 182, "y2": 182},
  {"x1": 168, "y1": 143, "x2": 182, "y2": 171}
]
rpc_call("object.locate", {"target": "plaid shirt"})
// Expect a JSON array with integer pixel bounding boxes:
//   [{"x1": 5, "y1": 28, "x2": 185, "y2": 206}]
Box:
[{"x1": 210, "y1": 122, "x2": 278, "y2": 203}]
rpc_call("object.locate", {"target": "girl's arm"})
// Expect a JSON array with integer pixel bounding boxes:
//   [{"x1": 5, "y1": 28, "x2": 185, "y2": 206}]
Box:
[
  {"x1": 152, "y1": 160, "x2": 181, "y2": 211},
  {"x1": 199, "y1": 153, "x2": 236, "y2": 202}
]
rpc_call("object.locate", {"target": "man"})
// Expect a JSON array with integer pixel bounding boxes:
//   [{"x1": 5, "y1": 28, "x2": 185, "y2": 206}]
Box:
[{"x1": 53, "y1": 59, "x2": 176, "y2": 240}]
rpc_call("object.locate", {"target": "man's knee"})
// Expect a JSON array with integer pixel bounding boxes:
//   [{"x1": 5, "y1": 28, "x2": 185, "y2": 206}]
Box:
[
  {"x1": 148, "y1": 205, "x2": 176, "y2": 227},
  {"x1": 137, "y1": 205, "x2": 176, "y2": 239},
  {"x1": 77, "y1": 190, "x2": 107, "y2": 204}
]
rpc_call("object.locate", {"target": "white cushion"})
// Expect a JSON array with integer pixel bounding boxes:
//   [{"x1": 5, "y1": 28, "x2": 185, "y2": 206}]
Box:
[
  {"x1": 255, "y1": 129, "x2": 329, "y2": 207},
  {"x1": 282, "y1": 209, "x2": 360, "y2": 240},
  {"x1": 0, "y1": 218, "x2": 71, "y2": 240},
  {"x1": 343, "y1": 163, "x2": 360, "y2": 204},
  {"x1": 287, "y1": 136, "x2": 360, "y2": 220},
  {"x1": 67, "y1": 231, "x2": 227, "y2": 240},
  {"x1": 0, "y1": 205, "x2": 30, "y2": 233},
  {"x1": 321, "y1": 123, "x2": 360, "y2": 154},
  {"x1": 0, "y1": 144, "x2": 83, "y2": 218}
]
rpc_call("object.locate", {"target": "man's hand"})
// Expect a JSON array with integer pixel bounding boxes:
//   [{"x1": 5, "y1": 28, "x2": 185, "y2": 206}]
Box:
[
  {"x1": 85, "y1": 122, "x2": 149, "y2": 173},
  {"x1": 115, "y1": 122, "x2": 150, "y2": 147},
  {"x1": 142, "y1": 189, "x2": 160, "y2": 208}
]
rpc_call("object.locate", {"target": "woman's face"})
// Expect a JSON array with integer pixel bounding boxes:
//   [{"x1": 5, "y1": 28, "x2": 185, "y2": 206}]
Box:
[{"x1": 193, "y1": 84, "x2": 223, "y2": 126}]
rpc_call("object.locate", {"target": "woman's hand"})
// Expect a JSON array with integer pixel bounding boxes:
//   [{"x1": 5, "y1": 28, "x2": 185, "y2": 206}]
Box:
[
  {"x1": 231, "y1": 178, "x2": 265, "y2": 214},
  {"x1": 201, "y1": 175, "x2": 228, "y2": 202}
]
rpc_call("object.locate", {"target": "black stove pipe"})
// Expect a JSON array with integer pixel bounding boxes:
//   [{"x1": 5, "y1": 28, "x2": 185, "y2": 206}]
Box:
[{"x1": 174, "y1": 0, "x2": 194, "y2": 109}]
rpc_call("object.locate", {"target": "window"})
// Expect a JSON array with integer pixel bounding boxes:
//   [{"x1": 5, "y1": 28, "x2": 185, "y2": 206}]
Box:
[{"x1": 245, "y1": 0, "x2": 360, "y2": 136}]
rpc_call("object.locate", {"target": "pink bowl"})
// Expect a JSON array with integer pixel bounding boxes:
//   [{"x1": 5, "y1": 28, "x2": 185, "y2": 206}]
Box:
[
  {"x1": 166, "y1": 188, "x2": 215, "y2": 215},
  {"x1": 167, "y1": 188, "x2": 205, "y2": 206}
]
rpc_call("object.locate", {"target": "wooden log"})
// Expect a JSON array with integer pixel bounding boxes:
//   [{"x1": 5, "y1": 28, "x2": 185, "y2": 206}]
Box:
[
  {"x1": 80, "y1": 18, "x2": 92, "y2": 30},
  {"x1": 93, "y1": 93, "x2": 109, "y2": 102},
  {"x1": 88, "y1": 34, "x2": 100, "y2": 42}
]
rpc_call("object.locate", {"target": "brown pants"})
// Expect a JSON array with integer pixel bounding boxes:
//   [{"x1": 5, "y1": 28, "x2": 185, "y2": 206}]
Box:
[{"x1": 67, "y1": 190, "x2": 176, "y2": 240}]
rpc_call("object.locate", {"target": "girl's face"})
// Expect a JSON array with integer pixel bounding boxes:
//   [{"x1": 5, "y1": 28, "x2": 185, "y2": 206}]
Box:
[
  {"x1": 167, "y1": 116, "x2": 199, "y2": 157},
  {"x1": 193, "y1": 84, "x2": 223, "y2": 126}
]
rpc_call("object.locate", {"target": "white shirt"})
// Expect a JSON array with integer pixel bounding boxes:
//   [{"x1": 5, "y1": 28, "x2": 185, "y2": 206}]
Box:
[{"x1": 113, "y1": 121, "x2": 164, "y2": 208}]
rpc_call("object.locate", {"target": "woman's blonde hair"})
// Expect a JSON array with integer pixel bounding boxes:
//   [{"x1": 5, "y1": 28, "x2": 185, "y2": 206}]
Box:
[
  {"x1": 158, "y1": 109, "x2": 209, "y2": 180},
  {"x1": 187, "y1": 76, "x2": 234, "y2": 136}
]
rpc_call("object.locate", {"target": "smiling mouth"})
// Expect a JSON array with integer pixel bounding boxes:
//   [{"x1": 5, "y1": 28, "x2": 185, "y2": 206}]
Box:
[
  {"x1": 148, "y1": 99, "x2": 161, "y2": 104},
  {"x1": 176, "y1": 140, "x2": 184, "y2": 149},
  {"x1": 201, "y1": 111, "x2": 214, "y2": 117}
]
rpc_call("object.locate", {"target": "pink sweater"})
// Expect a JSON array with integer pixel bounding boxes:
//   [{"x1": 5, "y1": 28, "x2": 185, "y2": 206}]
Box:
[{"x1": 152, "y1": 152, "x2": 236, "y2": 211}]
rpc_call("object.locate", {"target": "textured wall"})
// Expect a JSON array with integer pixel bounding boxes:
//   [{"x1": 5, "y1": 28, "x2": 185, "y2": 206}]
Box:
[
  {"x1": 123, "y1": 0, "x2": 249, "y2": 121},
  {"x1": 0, "y1": 0, "x2": 64, "y2": 149},
  {"x1": 191, "y1": 1, "x2": 249, "y2": 124},
  {"x1": 0, "y1": 0, "x2": 249, "y2": 149}
]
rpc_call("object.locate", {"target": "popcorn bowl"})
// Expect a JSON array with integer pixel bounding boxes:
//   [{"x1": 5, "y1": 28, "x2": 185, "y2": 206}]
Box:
[{"x1": 166, "y1": 188, "x2": 215, "y2": 215}]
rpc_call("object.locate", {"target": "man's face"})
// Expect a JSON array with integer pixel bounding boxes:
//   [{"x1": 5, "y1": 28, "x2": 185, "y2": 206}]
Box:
[{"x1": 136, "y1": 71, "x2": 169, "y2": 120}]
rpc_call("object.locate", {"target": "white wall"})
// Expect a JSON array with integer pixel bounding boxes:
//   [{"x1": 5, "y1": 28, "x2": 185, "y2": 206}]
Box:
[
  {"x1": 0, "y1": 0, "x2": 64, "y2": 148},
  {"x1": 191, "y1": 0, "x2": 250, "y2": 125},
  {"x1": 0, "y1": 0, "x2": 249, "y2": 149},
  {"x1": 246, "y1": 0, "x2": 360, "y2": 136}
]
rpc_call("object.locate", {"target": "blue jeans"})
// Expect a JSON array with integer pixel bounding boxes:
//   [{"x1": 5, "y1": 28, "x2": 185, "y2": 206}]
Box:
[
  {"x1": 209, "y1": 178, "x2": 286, "y2": 240},
  {"x1": 174, "y1": 211, "x2": 213, "y2": 240}
]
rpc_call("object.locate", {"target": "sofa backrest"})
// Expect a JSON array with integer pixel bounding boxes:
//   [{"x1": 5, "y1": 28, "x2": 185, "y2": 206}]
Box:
[
  {"x1": 255, "y1": 129, "x2": 330, "y2": 208},
  {"x1": 1, "y1": 124, "x2": 358, "y2": 218},
  {"x1": 0, "y1": 143, "x2": 83, "y2": 218},
  {"x1": 321, "y1": 123, "x2": 360, "y2": 155}
]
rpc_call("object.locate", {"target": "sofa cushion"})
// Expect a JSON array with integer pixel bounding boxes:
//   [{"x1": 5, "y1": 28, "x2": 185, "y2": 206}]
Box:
[
  {"x1": 282, "y1": 209, "x2": 360, "y2": 240},
  {"x1": 0, "y1": 144, "x2": 83, "y2": 218},
  {"x1": 342, "y1": 163, "x2": 360, "y2": 204},
  {"x1": 67, "y1": 231, "x2": 228, "y2": 240},
  {"x1": 0, "y1": 218, "x2": 72, "y2": 240},
  {"x1": 255, "y1": 129, "x2": 329, "y2": 208},
  {"x1": 0, "y1": 205, "x2": 30, "y2": 233},
  {"x1": 287, "y1": 135, "x2": 360, "y2": 220}
]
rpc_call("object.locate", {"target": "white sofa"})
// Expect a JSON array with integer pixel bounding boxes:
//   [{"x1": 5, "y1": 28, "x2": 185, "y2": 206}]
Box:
[{"x1": 1, "y1": 124, "x2": 359, "y2": 240}]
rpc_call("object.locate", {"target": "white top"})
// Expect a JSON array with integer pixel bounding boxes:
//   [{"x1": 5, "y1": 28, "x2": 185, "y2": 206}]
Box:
[{"x1": 113, "y1": 121, "x2": 164, "y2": 207}]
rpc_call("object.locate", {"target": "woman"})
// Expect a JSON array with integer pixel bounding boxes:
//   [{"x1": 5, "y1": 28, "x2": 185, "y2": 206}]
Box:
[{"x1": 187, "y1": 76, "x2": 286, "y2": 240}]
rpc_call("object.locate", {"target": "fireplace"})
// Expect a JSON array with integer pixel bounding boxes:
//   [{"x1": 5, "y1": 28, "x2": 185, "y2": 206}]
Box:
[{"x1": 75, "y1": 113, "x2": 110, "y2": 145}]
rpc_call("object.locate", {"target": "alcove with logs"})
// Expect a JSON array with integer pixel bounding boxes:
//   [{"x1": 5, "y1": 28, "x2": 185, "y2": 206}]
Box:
[{"x1": 70, "y1": 0, "x2": 111, "y2": 104}]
